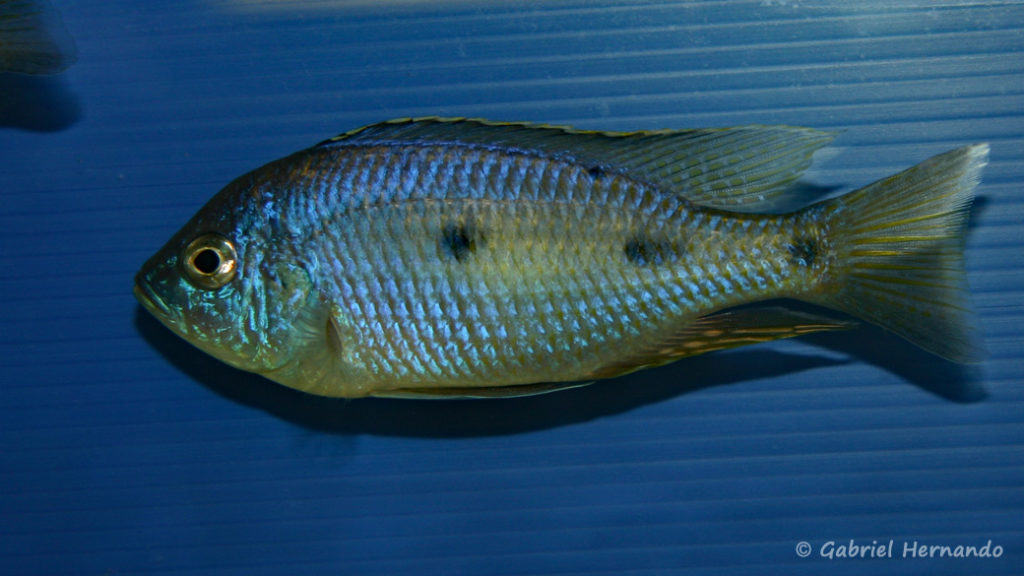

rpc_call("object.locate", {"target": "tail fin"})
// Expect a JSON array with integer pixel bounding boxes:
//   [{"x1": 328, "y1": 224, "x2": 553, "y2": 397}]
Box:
[{"x1": 812, "y1": 144, "x2": 988, "y2": 362}]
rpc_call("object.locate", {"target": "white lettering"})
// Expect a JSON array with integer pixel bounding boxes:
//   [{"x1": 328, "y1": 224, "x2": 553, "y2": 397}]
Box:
[
  {"x1": 815, "y1": 539, "x2": 1004, "y2": 560},
  {"x1": 903, "y1": 541, "x2": 921, "y2": 558},
  {"x1": 820, "y1": 539, "x2": 893, "y2": 559},
  {"x1": 932, "y1": 545, "x2": 952, "y2": 557},
  {"x1": 902, "y1": 540, "x2": 1004, "y2": 558}
]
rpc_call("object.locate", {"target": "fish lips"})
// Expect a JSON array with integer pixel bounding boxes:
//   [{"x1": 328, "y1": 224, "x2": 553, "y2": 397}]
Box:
[{"x1": 133, "y1": 272, "x2": 181, "y2": 327}]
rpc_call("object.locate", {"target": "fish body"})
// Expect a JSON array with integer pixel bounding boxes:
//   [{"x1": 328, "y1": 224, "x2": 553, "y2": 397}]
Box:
[{"x1": 134, "y1": 118, "x2": 987, "y2": 398}]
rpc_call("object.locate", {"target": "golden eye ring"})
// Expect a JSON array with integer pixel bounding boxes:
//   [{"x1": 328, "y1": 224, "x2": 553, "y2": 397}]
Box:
[{"x1": 181, "y1": 234, "x2": 238, "y2": 289}]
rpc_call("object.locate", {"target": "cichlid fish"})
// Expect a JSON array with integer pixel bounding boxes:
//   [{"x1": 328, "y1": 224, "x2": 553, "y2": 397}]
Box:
[{"x1": 134, "y1": 118, "x2": 988, "y2": 399}]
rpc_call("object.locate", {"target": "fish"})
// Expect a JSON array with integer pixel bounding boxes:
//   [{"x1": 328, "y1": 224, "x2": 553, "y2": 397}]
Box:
[
  {"x1": 134, "y1": 117, "x2": 988, "y2": 399},
  {"x1": 0, "y1": 0, "x2": 77, "y2": 75}
]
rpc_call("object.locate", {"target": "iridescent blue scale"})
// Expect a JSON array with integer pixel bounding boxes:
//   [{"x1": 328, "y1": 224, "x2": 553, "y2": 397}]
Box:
[
  {"x1": 283, "y1": 141, "x2": 803, "y2": 393},
  {"x1": 134, "y1": 118, "x2": 987, "y2": 398}
]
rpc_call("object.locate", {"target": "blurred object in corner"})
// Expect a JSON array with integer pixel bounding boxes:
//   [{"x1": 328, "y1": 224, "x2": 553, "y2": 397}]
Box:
[{"x1": 0, "y1": 0, "x2": 77, "y2": 75}]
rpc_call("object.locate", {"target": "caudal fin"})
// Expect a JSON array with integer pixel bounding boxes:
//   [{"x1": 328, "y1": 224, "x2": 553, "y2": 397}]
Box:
[{"x1": 813, "y1": 144, "x2": 988, "y2": 362}]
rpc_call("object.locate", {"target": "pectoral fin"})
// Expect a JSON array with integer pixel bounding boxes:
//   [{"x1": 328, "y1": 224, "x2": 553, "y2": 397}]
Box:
[{"x1": 586, "y1": 306, "x2": 857, "y2": 379}]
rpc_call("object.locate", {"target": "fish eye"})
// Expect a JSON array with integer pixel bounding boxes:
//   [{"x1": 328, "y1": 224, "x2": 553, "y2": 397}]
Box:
[{"x1": 181, "y1": 234, "x2": 238, "y2": 289}]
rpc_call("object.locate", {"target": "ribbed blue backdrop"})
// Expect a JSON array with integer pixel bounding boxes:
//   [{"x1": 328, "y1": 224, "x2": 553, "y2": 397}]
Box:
[{"x1": 1, "y1": 1, "x2": 1022, "y2": 575}]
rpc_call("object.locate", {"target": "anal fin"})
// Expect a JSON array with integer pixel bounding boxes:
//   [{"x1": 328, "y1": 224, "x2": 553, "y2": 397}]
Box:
[
  {"x1": 587, "y1": 306, "x2": 857, "y2": 379},
  {"x1": 372, "y1": 381, "x2": 593, "y2": 400}
]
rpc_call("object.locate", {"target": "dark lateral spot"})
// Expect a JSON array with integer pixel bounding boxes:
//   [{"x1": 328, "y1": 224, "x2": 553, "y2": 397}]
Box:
[
  {"x1": 787, "y1": 236, "x2": 818, "y2": 267},
  {"x1": 624, "y1": 236, "x2": 680, "y2": 267},
  {"x1": 440, "y1": 223, "x2": 478, "y2": 262},
  {"x1": 587, "y1": 165, "x2": 606, "y2": 180}
]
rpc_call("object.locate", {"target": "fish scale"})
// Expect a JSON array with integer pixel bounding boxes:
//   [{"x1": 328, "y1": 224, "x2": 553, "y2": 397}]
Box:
[
  {"x1": 293, "y1": 143, "x2": 799, "y2": 393},
  {"x1": 135, "y1": 118, "x2": 987, "y2": 399}
]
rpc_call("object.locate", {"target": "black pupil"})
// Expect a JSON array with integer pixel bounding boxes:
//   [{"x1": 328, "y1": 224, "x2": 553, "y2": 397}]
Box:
[{"x1": 193, "y1": 249, "x2": 222, "y2": 275}]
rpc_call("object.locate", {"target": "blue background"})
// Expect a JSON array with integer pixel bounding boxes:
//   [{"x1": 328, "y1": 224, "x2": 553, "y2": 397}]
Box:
[{"x1": 2, "y1": 1, "x2": 1022, "y2": 574}]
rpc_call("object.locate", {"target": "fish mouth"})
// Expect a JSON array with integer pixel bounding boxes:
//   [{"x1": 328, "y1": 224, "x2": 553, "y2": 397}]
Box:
[{"x1": 133, "y1": 276, "x2": 176, "y2": 322}]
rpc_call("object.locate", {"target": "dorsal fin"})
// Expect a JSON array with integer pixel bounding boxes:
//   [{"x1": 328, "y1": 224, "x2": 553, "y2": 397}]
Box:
[{"x1": 321, "y1": 117, "x2": 837, "y2": 213}]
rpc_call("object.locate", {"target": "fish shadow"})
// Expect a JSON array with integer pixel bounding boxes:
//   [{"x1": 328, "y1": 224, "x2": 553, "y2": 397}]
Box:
[
  {"x1": 134, "y1": 305, "x2": 985, "y2": 439},
  {"x1": 800, "y1": 325, "x2": 987, "y2": 403},
  {"x1": 0, "y1": 73, "x2": 81, "y2": 132}
]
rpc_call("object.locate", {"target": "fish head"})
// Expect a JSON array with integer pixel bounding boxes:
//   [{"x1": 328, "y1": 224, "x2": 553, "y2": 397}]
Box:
[{"x1": 134, "y1": 177, "x2": 321, "y2": 379}]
